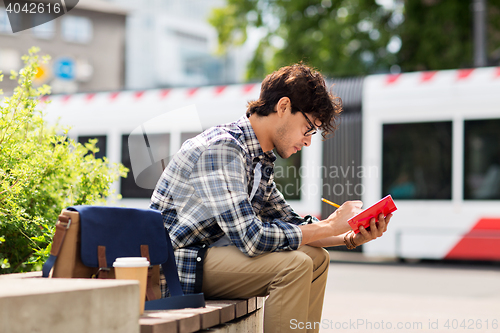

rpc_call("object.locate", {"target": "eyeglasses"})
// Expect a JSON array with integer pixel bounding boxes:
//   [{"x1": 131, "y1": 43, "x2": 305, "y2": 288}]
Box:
[{"x1": 301, "y1": 111, "x2": 317, "y2": 136}]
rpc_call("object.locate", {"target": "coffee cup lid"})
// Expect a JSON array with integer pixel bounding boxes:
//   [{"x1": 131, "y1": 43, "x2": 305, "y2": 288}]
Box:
[{"x1": 113, "y1": 257, "x2": 150, "y2": 267}]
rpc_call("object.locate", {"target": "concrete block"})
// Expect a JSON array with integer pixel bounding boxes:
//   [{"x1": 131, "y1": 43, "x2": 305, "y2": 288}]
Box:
[{"x1": 0, "y1": 278, "x2": 140, "y2": 333}]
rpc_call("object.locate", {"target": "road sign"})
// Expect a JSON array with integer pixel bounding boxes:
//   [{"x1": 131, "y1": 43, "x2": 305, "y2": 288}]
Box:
[{"x1": 54, "y1": 57, "x2": 75, "y2": 80}]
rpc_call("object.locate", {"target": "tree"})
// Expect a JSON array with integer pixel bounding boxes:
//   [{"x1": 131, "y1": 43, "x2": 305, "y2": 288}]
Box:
[
  {"x1": 489, "y1": 0, "x2": 500, "y2": 64},
  {"x1": 398, "y1": 0, "x2": 500, "y2": 71},
  {"x1": 0, "y1": 48, "x2": 128, "y2": 273},
  {"x1": 397, "y1": 0, "x2": 473, "y2": 71},
  {"x1": 209, "y1": 0, "x2": 401, "y2": 80},
  {"x1": 210, "y1": 0, "x2": 500, "y2": 78}
]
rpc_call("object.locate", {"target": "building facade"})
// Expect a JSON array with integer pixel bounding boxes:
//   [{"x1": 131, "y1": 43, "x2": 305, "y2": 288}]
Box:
[
  {"x1": 0, "y1": 0, "x2": 127, "y2": 94},
  {"x1": 104, "y1": 0, "x2": 250, "y2": 89}
]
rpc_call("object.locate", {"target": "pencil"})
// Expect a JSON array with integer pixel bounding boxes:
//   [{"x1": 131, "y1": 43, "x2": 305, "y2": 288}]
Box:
[{"x1": 321, "y1": 198, "x2": 340, "y2": 208}]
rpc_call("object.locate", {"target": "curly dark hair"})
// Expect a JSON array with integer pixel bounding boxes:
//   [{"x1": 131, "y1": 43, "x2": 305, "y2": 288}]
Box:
[{"x1": 246, "y1": 63, "x2": 342, "y2": 140}]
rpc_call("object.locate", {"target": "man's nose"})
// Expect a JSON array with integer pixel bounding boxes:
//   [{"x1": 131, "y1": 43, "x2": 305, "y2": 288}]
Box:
[{"x1": 303, "y1": 135, "x2": 312, "y2": 147}]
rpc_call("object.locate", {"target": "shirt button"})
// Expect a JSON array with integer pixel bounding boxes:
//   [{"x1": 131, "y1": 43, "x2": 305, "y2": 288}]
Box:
[{"x1": 197, "y1": 257, "x2": 202, "y2": 262}]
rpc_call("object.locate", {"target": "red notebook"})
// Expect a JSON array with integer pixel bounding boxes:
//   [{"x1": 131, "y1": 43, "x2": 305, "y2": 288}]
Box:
[{"x1": 348, "y1": 195, "x2": 397, "y2": 234}]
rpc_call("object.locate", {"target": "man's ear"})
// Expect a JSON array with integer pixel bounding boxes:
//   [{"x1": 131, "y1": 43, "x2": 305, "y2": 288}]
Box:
[{"x1": 275, "y1": 97, "x2": 290, "y2": 118}]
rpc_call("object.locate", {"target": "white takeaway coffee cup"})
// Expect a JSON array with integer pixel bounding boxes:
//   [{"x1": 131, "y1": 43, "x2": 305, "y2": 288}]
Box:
[{"x1": 113, "y1": 257, "x2": 150, "y2": 314}]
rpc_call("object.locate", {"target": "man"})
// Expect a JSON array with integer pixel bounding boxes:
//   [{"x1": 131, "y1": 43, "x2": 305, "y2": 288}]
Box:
[{"x1": 150, "y1": 64, "x2": 391, "y2": 333}]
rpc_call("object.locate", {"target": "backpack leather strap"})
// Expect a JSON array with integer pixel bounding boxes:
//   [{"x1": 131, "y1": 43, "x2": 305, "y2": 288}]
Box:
[{"x1": 42, "y1": 215, "x2": 71, "y2": 277}]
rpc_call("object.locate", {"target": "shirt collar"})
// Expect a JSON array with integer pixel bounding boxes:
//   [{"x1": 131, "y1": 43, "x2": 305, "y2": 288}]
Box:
[{"x1": 237, "y1": 115, "x2": 276, "y2": 163}]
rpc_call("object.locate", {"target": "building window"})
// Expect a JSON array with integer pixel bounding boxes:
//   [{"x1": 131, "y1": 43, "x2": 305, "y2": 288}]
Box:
[
  {"x1": 61, "y1": 15, "x2": 92, "y2": 43},
  {"x1": 77, "y1": 135, "x2": 107, "y2": 160},
  {"x1": 32, "y1": 14, "x2": 55, "y2": 39},
  {"x1": 180, "y1": 47, "x2": 224, "y2": 85},
  {"x1": 274, "y1": 151, "x2": 302, "y2": 201},
  {"x1": 382, "y1": 121, "x2": 452, "y2": 200},
  {"x1": 0, "y1": 7, "x2": 11, "y2": 33},
  {"x1": 121, "y1": 133, "x2": 170, "y2": 199},
  {"x1": 464, "y1": 119, "x2": 500, "y2": 200}
]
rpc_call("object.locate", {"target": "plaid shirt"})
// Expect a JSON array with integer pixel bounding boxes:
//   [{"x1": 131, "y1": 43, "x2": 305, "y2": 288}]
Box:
[{"x1": 150, "y1": 115, "x2": 310, "y2": 295}]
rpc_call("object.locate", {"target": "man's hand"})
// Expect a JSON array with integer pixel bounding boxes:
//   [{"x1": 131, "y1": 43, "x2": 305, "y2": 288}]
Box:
[
  {"x1": 325, "y1": 200, "x2": 363, "y2": 235},
  {"x1": 354, "y1": 213, "x2": 392, "y2": 245},
  {"x1": 300, "y1": 200, "x2": 364, "y2": 246}
]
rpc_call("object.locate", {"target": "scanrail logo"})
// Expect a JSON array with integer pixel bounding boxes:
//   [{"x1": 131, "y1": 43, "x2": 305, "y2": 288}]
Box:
[{"x1": 2, "y1": 0, "x2": 79, "y2": 33}]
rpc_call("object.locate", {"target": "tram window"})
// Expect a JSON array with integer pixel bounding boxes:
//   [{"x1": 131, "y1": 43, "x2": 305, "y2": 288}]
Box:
[
  {"x1": 77, "y1": 135, "x2": 107, "y2": 160},
  {"x1": 274, "y1": 150, "x2": 302, "y2": 200},
  {"x1": 382, "y1": 121, "x2": 452, "y2": 200},
  {"x1": 121, "y1": 133, "x2": 170, "y2": 199},
  {"x1": 464, "y1": 119, "x2": 500, "y2": 200}
]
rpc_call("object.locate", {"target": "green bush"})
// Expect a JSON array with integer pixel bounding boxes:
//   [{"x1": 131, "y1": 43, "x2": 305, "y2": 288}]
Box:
[{"x1": 0, "y1": 47, "x2": 128, "y2": 274}]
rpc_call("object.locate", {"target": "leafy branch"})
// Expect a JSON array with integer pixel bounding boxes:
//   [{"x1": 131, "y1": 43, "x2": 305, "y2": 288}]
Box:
[{"x1": 0, "y1": 47, "x2": 128, "y2": 273}]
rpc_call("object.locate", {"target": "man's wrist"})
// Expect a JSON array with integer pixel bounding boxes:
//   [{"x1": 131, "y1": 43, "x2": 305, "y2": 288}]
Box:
[{"x1": 320, "y1": 216, "x2": 345, "y2": 237}]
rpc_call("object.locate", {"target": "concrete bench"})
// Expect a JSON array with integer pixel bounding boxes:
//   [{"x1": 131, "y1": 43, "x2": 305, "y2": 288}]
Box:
[{"x1": 0, "y1": 271, "x2": 264, "y2": 333}]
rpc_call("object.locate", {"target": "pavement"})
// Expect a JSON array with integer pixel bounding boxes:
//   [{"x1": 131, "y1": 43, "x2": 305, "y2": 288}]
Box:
[{"x1": 317, "y1": 251, "x2": 500, "y2": 333}]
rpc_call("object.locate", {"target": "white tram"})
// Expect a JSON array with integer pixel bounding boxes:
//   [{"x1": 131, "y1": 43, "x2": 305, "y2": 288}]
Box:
[
  {"x1": 41, "y1": 66, "x2": 500, "y2": 261},
  {"x1": 363, "y1": 66, "x2": 500, "y2": 261}
]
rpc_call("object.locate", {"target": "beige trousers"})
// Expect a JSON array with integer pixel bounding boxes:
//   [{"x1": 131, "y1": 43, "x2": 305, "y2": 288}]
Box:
[{"x1": 202, "y1": 245, "x2": 330, "y2": 333}]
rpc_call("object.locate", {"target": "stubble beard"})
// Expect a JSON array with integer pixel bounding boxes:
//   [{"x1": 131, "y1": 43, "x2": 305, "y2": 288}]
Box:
[{"x1": 274, "y1": 124, "x2": 292, "y2": 159}]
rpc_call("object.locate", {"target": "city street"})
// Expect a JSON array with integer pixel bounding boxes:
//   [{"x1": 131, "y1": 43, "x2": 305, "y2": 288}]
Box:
[{"x1": 319, "y1": 254, "x2": 500, "y2": 333}]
